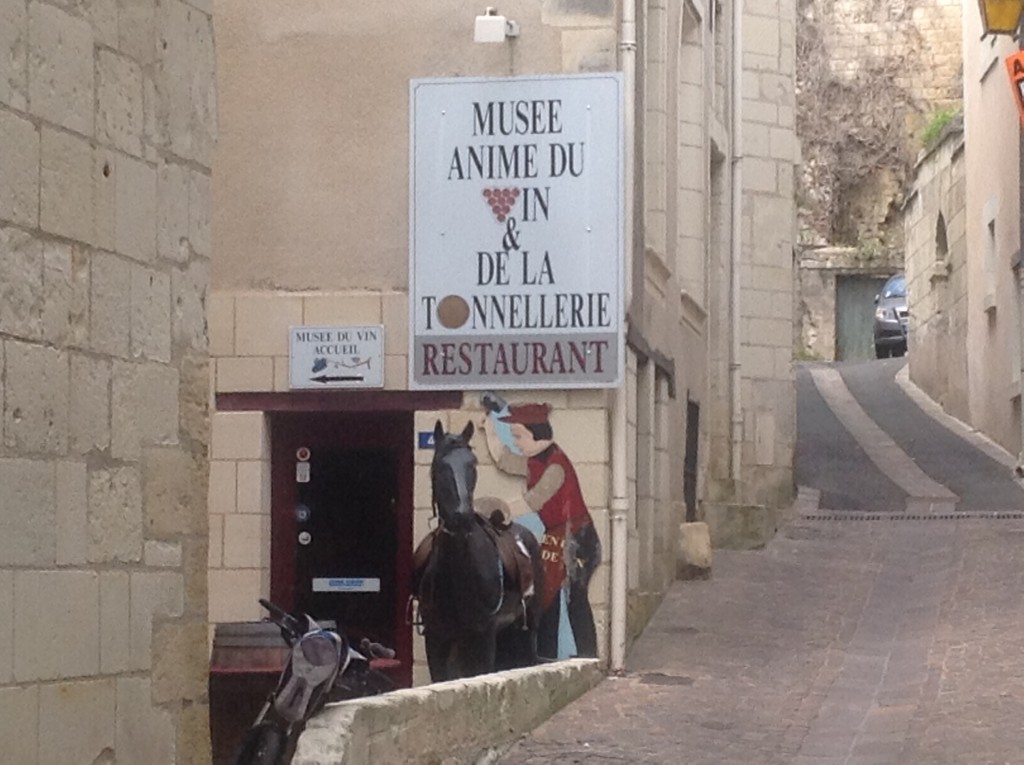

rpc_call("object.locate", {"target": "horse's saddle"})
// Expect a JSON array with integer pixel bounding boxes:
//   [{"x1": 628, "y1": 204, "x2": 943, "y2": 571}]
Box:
[{"x1": 412, "y1": 512, "x2": 536, "y2": 605}]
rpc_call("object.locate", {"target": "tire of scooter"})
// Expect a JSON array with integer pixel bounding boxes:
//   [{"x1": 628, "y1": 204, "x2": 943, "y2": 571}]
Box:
[{"x1": 231, "y1": 721, "x2": 287, "y2": 765}]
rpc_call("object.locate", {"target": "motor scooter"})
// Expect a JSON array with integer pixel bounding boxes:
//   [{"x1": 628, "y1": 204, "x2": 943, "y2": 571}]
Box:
[{"x1": 230, "y1": 598, "x2": 394, "y2": 765}]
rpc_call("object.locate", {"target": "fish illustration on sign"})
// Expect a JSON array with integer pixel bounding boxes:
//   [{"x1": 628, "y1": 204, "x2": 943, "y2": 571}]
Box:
[{"x1": 308, "y1": 356, "x2": 372, "y2": 384}]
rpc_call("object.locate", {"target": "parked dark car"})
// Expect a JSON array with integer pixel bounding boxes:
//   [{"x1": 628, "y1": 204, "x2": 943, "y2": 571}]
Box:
[{"x1": 873, "y1": 273, "x2": 908, "y2": 358}]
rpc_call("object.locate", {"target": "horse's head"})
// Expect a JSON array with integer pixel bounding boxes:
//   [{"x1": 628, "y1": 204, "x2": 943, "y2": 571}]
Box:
[{"x1": 431, "y1": 420, "x2": 478, "y2": 529}]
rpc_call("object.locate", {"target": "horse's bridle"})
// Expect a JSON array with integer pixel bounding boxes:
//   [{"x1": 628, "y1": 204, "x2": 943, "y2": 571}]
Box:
[
  {"x1": 429, "y1": 438, "x2": 505, "y2": 615},
  {"x1": 431, "y1": 438, "x2": 477, "y2": 524}
]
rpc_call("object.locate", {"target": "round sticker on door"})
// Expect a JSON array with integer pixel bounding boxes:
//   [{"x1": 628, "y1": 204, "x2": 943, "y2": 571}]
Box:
[
  {"x1": 296, "y1": 447, "x2": 311, "y2": 461},
  {"x1": 298, "y1": 531, "x2": 312, "y2": 546}
]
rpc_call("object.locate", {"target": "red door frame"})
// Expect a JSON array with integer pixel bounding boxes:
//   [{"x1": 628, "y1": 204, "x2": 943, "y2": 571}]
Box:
[
  {"x1": 219, "y1": 389, "x2": 462, "y2": 690},
  {"x1": 271, "y1": 410, "x2": 413, "y2": 686}
]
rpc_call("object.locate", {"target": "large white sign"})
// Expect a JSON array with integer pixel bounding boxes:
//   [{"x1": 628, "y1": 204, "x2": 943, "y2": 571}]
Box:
[
  {"x1": 409, "y1": 73, "x2": 624, "y2": 389},
  {"x1": 289, "y1": 325, "x2": 384, "y2": 389}
]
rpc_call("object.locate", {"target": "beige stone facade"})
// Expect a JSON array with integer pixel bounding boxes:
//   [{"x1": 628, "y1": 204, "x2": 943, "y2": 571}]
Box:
[
  {"x1": 904, "y1": 120, "x2": 969, "y2": 422},
  {"x1": 0, "y1": 0, "x2": 214, "y2": 762},
  {"x1": 704, "y1": 0, "x2": 799, "y2": 534},
  {"x1": 918, "y1": 10, "x2": 1024, "y2": 458},
  {"x1": 209, "y1": 0, "x2": 796, "y2": 684},
  {"x1": 736, "y1": 0, "x2": 798, "y2": 514}
]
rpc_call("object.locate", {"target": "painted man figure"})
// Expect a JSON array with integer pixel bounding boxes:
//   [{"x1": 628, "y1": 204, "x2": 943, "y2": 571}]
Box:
[{"x1": 483, "y1": 401, "x2": 600, "y2": 659}]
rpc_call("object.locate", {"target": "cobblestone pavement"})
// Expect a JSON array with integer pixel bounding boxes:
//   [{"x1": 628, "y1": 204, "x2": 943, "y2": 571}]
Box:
[
  {"x1": 500, "y1": 518, "x2": 1024, "y2": 764},
  {"x1": 499, "y1": 360, "x2": 1024, "y2": 764}
]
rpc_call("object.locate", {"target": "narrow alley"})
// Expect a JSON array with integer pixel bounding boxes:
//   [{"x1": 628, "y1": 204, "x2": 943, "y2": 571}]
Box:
[{"x1": 500, "y1": 359, "x2": 1024, "y2": 764}]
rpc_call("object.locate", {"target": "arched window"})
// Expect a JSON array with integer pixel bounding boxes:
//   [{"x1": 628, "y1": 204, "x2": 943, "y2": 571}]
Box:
[{"x1": 935, "y1": 213, "x2": 948, "y2": 261}]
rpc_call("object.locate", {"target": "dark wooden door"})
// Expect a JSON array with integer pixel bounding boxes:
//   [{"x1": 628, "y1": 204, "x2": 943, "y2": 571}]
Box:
[{"x1": 270, "y1": 411, "x2": 413, "y2": 687}]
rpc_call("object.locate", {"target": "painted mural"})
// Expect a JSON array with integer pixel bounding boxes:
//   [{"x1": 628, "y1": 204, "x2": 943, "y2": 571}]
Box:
[{"x1": 481, "y1": 392, "x2": 601, "y2": 659}]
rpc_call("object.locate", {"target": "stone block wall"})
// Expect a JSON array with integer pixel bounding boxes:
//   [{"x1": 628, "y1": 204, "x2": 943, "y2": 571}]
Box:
[
  {"x1": 904, "y1": 124, "x2": 969, "y2": 423},
  {"x1": 797, "y1": 0, "x2": 963, "y2": 250},
  {"x1": 740, "y1": 0, "x2": 798, "y2": 509},
  {"x1": 208, "y1": 292, "x2": 409, "y2": 394},
  {"x1": 0, "y1": 0, "x2": 213, "y2": 762},
  {"x1": 207, "y1": 411, "x2": 271, "y2": 625},
  {"x1": 824, "y1": 0, "x2": 962, "y2": 108}
]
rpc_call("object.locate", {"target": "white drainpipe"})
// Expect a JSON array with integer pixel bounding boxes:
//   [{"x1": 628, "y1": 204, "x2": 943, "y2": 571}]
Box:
[
  {"x1": 1018, "y1": 84, "x2": 1024, "y2": 481},
  {"x1": 1017, "y1": 264, "x2": 1024, "y2": 480},
  {"x1": 610, "y1": 0, "x2": 636, "y2": 674},
  {"x1": 730, "y1": 0, "x2": 744, "y2": 485}
]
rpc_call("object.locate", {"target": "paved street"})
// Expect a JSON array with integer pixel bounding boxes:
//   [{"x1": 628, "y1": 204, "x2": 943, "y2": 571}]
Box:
[{"x1": 499, "y1": 360, "x2": 1024, "y2": 764}]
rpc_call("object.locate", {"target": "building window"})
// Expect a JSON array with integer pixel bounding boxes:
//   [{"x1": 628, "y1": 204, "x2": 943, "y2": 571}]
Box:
[
  {"x1": 985, "y1": 217, "x2": 997, "y2": 312},
  {"x1": 684, "y1": 398, "x2": 700, "y2": 522},
  {"x1": 935, "y1": 213, "x2": 948, "y2": 261}
]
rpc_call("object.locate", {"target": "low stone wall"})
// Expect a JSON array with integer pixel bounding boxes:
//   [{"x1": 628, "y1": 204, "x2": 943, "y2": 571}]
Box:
[{"x1": 292, "y1": 659, "x2": 603, "y2": 765}]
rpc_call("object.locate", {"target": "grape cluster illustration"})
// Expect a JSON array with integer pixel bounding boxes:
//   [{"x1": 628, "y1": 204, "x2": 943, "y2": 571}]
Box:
[{"x1": 482, "y1": 187, "x2": 521, "y2": 223}]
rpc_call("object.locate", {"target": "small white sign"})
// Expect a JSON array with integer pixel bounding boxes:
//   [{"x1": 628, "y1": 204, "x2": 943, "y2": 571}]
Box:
[
  {"x1": 296, "y1": 462, "x2": 310, "y2": 483},
  {"x1": 312, "y1": 577, "x2": 382, "y2": 593},
  {"x1": 290, "y1": 325, "x2": 384, "y2": 389}
]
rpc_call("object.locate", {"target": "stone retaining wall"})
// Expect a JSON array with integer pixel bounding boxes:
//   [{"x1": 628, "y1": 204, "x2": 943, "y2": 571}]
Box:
[{"x1": 293, "y1": 659, "x2": 603, "y2": 765}]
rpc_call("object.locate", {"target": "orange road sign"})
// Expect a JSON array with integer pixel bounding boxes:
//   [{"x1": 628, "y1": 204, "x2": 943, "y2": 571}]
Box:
[{"x1": 1006, "y1": 51, "x2": 1024, "y2": 126}]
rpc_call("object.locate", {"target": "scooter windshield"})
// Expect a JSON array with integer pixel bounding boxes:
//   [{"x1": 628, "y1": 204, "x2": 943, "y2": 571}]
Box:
[
  {"x1": 273, "y1": 630, "x2": 345, "y2": 723},
  {"x1": 301, "y1": 632, "x2": 343, "y2": 666}
]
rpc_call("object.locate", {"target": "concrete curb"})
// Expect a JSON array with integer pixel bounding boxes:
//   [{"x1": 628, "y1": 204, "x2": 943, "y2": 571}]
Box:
[
  {"x1": 895, "y1": 364, "x2": 1018, "y2": 470},
  {"x1": 809, "y1": 365, "x2": 957, "y2": 508},
  {"x1": 794, "y1": 485, "x2": 821, "y2": 516},
  {"x1": 292, "y1": 659, "x2": 603, "y2": 765}
]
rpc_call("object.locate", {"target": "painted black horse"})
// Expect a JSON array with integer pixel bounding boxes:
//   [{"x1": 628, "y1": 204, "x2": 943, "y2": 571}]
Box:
[{"x1": 412, "y1": 420, "x2": 544, "y2": 681}]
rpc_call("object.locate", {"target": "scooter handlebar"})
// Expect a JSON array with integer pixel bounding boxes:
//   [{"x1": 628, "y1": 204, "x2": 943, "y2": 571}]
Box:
[{"x1": 258, "y1": 598, "x2": 303, "y2": 640}]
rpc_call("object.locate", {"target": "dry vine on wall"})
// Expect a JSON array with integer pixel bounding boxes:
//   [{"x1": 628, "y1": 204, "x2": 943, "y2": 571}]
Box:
[{"x1": 796, "y1": 0, "x2": 921, "y2": 254}]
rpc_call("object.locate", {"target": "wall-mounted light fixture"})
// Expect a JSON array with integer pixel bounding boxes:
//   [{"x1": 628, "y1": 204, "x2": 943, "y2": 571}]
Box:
[
  {"x1": 474, "y1": 7, "x2": 520, "y2": 43},
  {"x1": 978, "y1": 0, "x2": 1024, "y2": 35}
]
